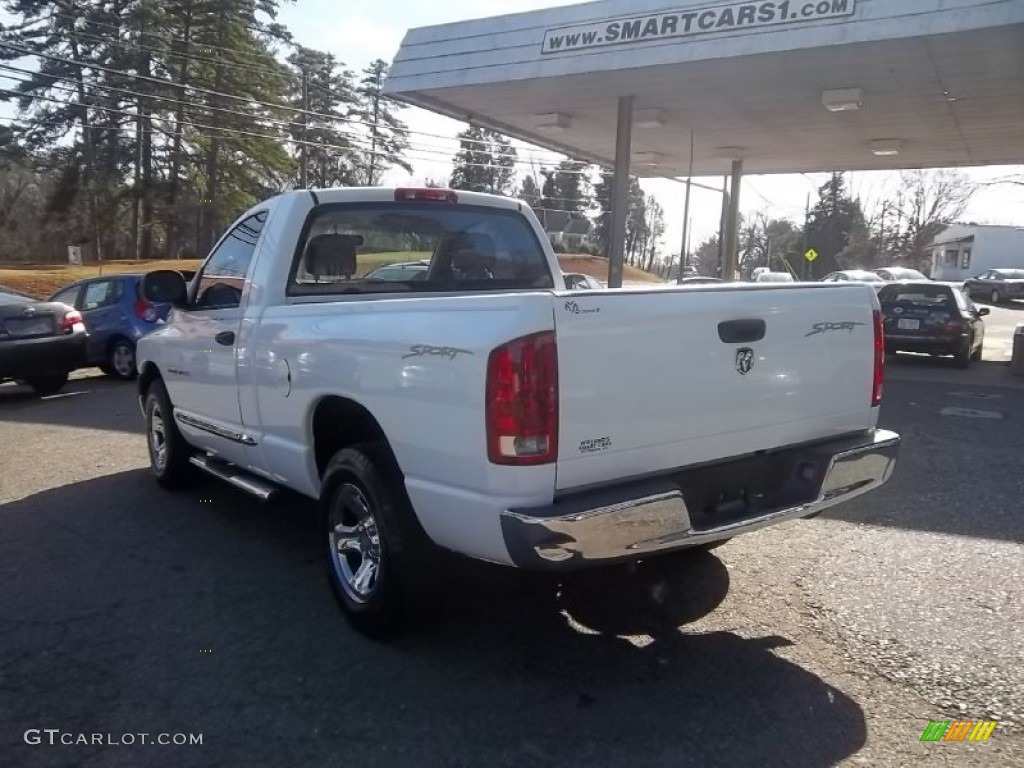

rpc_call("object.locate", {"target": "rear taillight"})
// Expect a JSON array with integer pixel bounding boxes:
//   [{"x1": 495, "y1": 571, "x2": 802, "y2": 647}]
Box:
[
  {"x1": 60, "y1": 309, "x2": 83, "y2": 333},
  {"x1": 134, "y1": 298, "x2": 158, "y2": 322},
  {"x1": 944, "y1": 319, "x2": 962, "y2": 334},
  {"x1": 395, "y1": 188, "x2": 458, "y2": 204},
  {"x1": 872, "y1": 309, "x2": 884, "y2": 407},
  {"x1": 486, "y1": 331, "x2": 558, "y2": 465}
]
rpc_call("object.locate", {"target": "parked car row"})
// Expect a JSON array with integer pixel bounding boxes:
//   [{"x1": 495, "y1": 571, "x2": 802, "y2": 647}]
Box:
[
  {"x1": 0, "y1": 284, "x2": 88, "y2": 395},
  {"x1": 1, "y1": 273, "x2": 171, "y2": 397}
]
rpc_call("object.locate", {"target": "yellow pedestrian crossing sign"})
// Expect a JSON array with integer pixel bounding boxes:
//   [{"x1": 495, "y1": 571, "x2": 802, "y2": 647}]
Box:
[{"x1": 804, "y1": 248, "x2": 819, "y2": 263}]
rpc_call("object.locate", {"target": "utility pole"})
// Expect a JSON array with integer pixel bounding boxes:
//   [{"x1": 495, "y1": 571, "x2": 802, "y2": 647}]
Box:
[
  {"x1": 300, "y1": 69, "x2": 309, "y2": 188},
  {"x1": 677, "y1": 177, "x2": 692, "y2": 284},
  {"x1": 717, "y1": 175, "x2": 729, "y2": 277},
  {"x1": 801, "y1": 192, "x2": 810, "y2": 280}
]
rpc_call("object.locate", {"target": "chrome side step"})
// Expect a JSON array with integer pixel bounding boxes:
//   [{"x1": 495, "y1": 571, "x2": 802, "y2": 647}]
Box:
[{"x1": 189, "y1": 454, "x2": 280, "y2": 502}]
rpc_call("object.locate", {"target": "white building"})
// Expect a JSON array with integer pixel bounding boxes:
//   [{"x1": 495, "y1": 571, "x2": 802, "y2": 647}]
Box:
[{"x1": 928, "y1": 225, "x2": 1024, "y2": 281}]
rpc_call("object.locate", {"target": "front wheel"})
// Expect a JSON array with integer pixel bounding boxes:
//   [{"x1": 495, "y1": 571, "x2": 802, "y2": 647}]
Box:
[
  {"x1": 322, "y1": 444, "x2": 440, "y2": 640},
  {"x1": 26, "y1": 373, "x2": 69, "y2": 396},
  {"x1": 144, "y1": 379, "x2": 196, "y2": 489}
]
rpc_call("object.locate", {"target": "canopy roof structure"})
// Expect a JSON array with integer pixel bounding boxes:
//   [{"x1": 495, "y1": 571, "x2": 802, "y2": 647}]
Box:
[
  {"x1": 385, "y1": 0, "x2": 1023, "y2": 285},
  {"x1": 385, "y1": 0, "x2": 1024, "y2": 179}
]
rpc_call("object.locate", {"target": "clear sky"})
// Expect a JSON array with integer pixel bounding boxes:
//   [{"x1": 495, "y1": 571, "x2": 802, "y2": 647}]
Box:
[{"x1": 4, "y1": 0, "x2": 1023, "y2": 257}]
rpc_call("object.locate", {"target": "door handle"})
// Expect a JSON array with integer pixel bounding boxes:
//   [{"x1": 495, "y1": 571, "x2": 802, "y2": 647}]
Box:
[
  {"x1": 215, "y1": 331, "x2": 236, "y2": 346},
  {"x1": 718, "y1": 319, "x2": 767, "y2": 344}
]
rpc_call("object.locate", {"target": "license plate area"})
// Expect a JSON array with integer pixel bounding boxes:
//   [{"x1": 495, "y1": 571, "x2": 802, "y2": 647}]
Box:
[
  {"x1": 4, "y1": 317, "x2": 54, "y2": 337},
  {"x1": 897, "y1": 318, "x2": 920, "y2": 330}
]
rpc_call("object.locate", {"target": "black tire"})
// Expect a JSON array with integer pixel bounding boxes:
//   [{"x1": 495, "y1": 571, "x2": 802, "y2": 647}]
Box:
[
  {"x1": 143, "y1": 378, "x2": 196, "y2": 489},
  {"x1": 991, "y1": 289, "x2": 1001, "y2": 304},
  {"x1": 322, "y1": 444, "x2": 441, "y2": 640},
  {"x1": 953, "y1": 338, "x2": 972, "y2": 369},
  {"x1": 107, "y1": 338, "x2": 138, "y2": 380},
  {"x1": 26, "y1": 373, "x2": 69, "y2": 396}
]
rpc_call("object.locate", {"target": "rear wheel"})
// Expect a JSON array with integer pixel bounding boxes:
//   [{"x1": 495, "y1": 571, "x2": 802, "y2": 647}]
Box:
[
  {"x1": 990, "y1": 289, "x2": 1001, "y2": 304},
  {"x1": 322, "y1": 444, "x2": 440, "y2": 640},
  {"x1": 107, "y1": 339, "x2": 137, "y2": 380},
  {"x1": 26, "y1": 373, "x2": 69, "y2": 396},
  {"x1": 953, "y1": 337, "x2": 972, "y2": 369},
  {"x1": 144, "y1": 378, "x2": 195, "y2": 489}
]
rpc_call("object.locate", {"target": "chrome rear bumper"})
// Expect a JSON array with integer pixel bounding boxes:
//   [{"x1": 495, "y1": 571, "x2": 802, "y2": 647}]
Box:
[{"x1": 501, "y1": 429, "x2": 900, "y2": 570}]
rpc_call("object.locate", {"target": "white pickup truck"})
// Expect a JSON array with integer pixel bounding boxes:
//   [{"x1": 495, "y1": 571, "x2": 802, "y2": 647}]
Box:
[{"x1": 137, "y1": 187, "x2": 900, "y2": 638}]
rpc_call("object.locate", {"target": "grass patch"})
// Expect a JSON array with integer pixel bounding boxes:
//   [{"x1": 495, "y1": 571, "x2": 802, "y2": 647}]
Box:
[
  {"x1": 557, "y1": 254, "x2": 665, "y2": 283},
  {"x1": 0, "y1": 259, "x2": 202, "y2": 299},
  {"x1": 1, "y1": 251, "x2": 663, "y2": 299}
]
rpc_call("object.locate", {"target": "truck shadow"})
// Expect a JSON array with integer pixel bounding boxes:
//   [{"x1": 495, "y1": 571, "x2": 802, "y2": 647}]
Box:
[{"x1": 0, "y1": 470, "x2": 867, "y2": 767}]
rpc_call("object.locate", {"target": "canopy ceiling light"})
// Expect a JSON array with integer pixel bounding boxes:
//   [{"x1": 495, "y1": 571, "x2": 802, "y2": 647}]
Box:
[
  {"x1": 633, "y1": 151, "x2": 663, "y2": 166},
  {"x1": 635, "y1": 108, "x2": 668, "y2": 128},
  {"x1": 532, "y1": 112, "x2": 572, "y2": 132},
  {"x1": 822, "y1": 88, "x2": 864, "y2": 112},
  {"x1": 870, "y1": 139, "x2": 903, "y2": 156},
  {"x1": 713, "y1": 146, "x2": 745, "y2": 160}
]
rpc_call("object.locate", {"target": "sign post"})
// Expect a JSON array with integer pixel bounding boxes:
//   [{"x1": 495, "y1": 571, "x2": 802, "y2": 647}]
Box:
[{"x1": 804, "y1": 248, "x2": 818, "y2": 280}]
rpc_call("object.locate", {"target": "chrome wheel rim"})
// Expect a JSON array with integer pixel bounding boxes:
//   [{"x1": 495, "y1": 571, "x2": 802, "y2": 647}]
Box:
[
  {"x1": 149, "y1": 404, "x2": 167, "y2": 472},
  {"x1": 113, "y1": 344, "x2": 135, "y2": 377},
  {"x1": 328, "y1": 483, "x2": 382, "y2": 604}
]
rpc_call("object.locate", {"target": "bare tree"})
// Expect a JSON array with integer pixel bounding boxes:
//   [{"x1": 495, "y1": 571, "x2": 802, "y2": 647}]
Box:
[{"x1": 886, "y1": 170, "x2": 976, "y2": 269}]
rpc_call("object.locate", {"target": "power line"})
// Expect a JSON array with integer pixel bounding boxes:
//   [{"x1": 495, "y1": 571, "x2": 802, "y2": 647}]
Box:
[
  {"x1": 23, "y1": 25, "x2": 294, "y2": 82},
  {"x1": 10, "y1": 117, "x2": 606, "y2": 207},
  {"x1": 51, "y1": 11, "x2": 284, "y2": 66},
  {"x1": 0, "y1": 40, "x2": 572, "y2": 160},
  {"x1": 1, "y1": 79, "x2": 603, "y2": 183},
  {"x1": 1, "y1": 69, "x2": 570, "y2": 174}
]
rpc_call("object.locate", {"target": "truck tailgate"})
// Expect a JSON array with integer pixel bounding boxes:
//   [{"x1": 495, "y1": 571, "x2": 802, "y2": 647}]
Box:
[{"x1": 553, "y1": 284, "x2": 879, "y2": 492}]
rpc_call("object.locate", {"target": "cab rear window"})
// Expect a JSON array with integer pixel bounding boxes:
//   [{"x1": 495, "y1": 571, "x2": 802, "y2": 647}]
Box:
[{"x1": 287, "y1": 203, "x2": 554, "y2": 296}]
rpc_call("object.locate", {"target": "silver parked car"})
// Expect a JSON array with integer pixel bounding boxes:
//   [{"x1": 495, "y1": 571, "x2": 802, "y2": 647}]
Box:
[
  {"x1": 821, "y1": 270, "x2": 886, "y2": 284},
  {"x1": 963, "y1": 268, "x2": 1024, "y2": 304},
  {"x1": 874, "y1": 267, "x2": 929, "y2": 282}
]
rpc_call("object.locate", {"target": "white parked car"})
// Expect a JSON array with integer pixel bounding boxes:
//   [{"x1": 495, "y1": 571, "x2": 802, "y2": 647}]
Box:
[
  {"x1": 136, "y1": 187, "x2": 900, "y2": 638},
  {"x1": 754, "y1": 271, "x2": 796, "y2": 283}
]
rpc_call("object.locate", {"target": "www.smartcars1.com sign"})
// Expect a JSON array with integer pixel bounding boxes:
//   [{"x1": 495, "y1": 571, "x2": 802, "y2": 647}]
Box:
[{"x1": 541, "y1": 0, "x2": 857, "y2": 55}]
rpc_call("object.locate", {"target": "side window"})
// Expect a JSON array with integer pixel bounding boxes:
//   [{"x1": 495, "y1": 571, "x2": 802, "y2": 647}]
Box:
[
  {"x1": 51, "y1": 286, "x2": 81, "y2": 308},
  {"x1": 194, "y1": 211, "x2": 267, "y2": 309},
  {"x1": 81, "y1": 280, "x2": 122, "y2": 310}
]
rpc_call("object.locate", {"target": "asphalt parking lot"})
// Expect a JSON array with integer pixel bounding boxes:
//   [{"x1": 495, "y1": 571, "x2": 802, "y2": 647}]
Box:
[{"x1": 1, "y1": 304, "x2": 1022, "y2": 768}]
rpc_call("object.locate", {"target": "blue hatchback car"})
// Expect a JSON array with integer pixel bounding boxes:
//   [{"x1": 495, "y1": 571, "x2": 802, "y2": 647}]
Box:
[{"x1": 47, "y1": 274, "x2": 171, "y2": 380}]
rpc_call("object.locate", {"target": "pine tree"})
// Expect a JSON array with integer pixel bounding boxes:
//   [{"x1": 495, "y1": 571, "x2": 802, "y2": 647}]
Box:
[
  {"x1": 517, "y1": 174, "x2": 541, "y2": 207},
  {"x1": 806, "y1": 172, "x2": 867, "y2": 276},
  {"x1": 353, "y1": 59, "x2": 412, "y2": 185},
  {"x1": 449, "y1": 127, "x2": 516, "y2": 195},
  {"x1": 539, "y1": 160, "x2": 592, "y2": 213},
  {"x1": 289, "y1": 46, "x2": 358, "y2": 189}
]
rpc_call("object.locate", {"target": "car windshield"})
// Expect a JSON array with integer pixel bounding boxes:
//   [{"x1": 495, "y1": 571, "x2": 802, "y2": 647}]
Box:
[
  {"x1": 289, "y1": 203, "x2": 553, "y2": 295},
  {"x1": 880, "y1": 286, "x2": 955, "y2": 308},
  {"x1": 886, "y1": 268, "x2": 927, "y2": 280}
]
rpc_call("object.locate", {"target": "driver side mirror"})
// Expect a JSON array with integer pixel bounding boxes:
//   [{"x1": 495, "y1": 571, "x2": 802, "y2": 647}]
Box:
[
  {"x1": 977, "y1": 307, "x2": 991, "y2": 317},
  {"x1": 142, "y1": 270, "x2": 189, "y2": 307}
]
